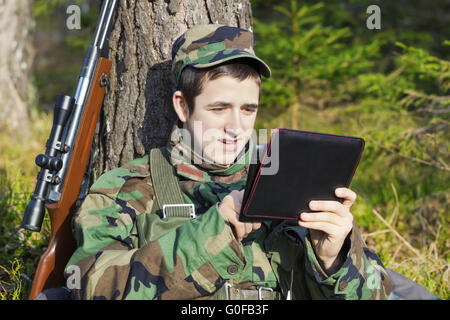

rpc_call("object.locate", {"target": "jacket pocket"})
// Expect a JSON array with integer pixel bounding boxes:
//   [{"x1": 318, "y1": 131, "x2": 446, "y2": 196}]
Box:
[{"x1": 135, "y1": 211, "x2": 192, "y2": 248}]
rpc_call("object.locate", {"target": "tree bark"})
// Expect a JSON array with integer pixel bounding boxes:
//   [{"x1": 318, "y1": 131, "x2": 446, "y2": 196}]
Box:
[
  {"x1": 92, "y1": 0, "x2": 253, "y2": 177},
  {"x1": 0, "y1": 0, "x2": 34, "y2": 138}
]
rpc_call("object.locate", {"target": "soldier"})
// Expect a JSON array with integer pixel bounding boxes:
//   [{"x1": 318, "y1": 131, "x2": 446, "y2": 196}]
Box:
[{"x1": 65, "y1": 24, "x2": 392, "y2": 300}]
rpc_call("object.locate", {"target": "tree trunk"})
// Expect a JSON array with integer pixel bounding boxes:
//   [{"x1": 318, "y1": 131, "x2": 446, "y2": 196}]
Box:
[
  {"x1": 0, "y1": 0, "x2": 34, "y2": 138},
  {"x1": 92, "y1": 0, "x2": 253, "y2": 177}
]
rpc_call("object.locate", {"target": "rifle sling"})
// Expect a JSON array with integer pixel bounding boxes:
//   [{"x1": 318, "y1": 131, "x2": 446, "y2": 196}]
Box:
[{"x1": 149, "y1": 147, "x2": 194, "y2": 218}]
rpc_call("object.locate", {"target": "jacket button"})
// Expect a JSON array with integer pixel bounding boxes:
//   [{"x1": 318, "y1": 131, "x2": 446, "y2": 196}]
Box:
[
  {"x1": 338, "y1": 280, "x2": 348, "y2": 291},
  {"x1": 227, "y1": 264, "x2": 239, "y2": 275}
]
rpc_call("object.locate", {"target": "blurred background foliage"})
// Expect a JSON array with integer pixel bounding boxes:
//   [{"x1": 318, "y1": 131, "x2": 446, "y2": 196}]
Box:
[
  {"x1": 252, "y1": 0, "x2": 449, "y2": 299},
  {"x1": 33, "y1": 0, "x2": 98, "y2": 111},
  {"x1": 0, "y1": 0, "x2": 448, "y2": 299}
]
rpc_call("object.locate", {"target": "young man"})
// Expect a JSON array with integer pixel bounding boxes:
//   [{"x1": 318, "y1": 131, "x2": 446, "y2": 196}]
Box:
[{"x1": 65, "y1": 24, "x2": 392, "y2": 300}]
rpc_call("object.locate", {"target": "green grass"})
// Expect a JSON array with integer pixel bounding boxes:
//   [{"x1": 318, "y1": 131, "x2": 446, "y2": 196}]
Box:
[{"x1": 0, "y1": 110, "x2": 52, "y2": 300}]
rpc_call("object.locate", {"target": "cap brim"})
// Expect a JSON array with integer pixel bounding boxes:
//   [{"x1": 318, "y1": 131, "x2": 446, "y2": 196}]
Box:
[{"x1": 189, "y1": 50, "x2": 271, "y2": 78}]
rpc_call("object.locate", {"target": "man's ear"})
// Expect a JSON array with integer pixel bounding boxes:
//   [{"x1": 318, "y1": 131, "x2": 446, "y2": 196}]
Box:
[{"x1": 172, "y1": 90, "x2": 190, "y2": 123}]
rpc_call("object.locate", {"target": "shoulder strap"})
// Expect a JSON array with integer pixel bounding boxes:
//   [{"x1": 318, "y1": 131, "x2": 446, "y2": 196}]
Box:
[{"x1": 149, "y1": 147, "x2": 195, "y2": 218}]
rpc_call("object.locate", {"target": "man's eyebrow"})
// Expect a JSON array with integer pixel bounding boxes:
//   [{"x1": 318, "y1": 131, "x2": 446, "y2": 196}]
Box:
[
  {"x1": 205, "y1": 102, "x2": 259, "y2": 109},
  {"x1": 205, "y1": 101, "x2": 232, "y2": 108}
]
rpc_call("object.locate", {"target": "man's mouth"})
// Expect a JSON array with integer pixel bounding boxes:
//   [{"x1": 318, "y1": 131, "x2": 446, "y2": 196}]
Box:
[{"x1": 218, "y1": 138, "x2": 239, "y2": 150}]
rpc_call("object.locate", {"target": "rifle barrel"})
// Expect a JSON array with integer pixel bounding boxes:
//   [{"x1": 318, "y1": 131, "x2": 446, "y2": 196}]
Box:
[
  {"x1": 22, "y1": 0, "x2": 118, "y2": 230},
  {"x1": 92, "y1": 0, "x2": 111, "y2": 48},
  {"x1": 47, "y1": 0, "x2": 118, "y2": 203},
  {"x1": 98, "y1": 0, "x2": 117, "y2": 50}
]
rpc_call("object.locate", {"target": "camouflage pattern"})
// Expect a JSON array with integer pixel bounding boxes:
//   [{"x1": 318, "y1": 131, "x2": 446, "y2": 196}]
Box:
[
  {"x1": 171, "y1": 24, "x2": 271, "y2": 84},
  {"x1": 65, "y1": 123, "x2": 392, "y2": 300}
]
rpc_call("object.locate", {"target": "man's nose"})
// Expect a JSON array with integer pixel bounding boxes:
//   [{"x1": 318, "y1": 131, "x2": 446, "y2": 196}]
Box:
[{"x1": 224, "y1": 109, "x2": 243, "y2": 136}]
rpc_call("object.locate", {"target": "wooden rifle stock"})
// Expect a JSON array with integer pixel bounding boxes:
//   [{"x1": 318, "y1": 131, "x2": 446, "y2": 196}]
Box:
[{"x1": 29, "y1": 58, "x2": 112, "y2": 300}]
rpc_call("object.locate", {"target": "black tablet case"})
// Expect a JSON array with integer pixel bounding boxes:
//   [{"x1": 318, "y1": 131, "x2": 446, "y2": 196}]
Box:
[{"x1": 240, "y1": 128, "x2": 365, "y2": 223}]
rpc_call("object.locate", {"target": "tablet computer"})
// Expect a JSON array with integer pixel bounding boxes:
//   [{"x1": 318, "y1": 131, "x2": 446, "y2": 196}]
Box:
[{"x1": 239, "y1": 128, "x2": 365, "y2": 223}]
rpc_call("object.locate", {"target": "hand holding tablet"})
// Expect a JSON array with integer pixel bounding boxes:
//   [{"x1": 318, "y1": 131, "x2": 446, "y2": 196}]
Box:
[{"x1": 239, "y1": 128, "x2": 365, "y2": 224}]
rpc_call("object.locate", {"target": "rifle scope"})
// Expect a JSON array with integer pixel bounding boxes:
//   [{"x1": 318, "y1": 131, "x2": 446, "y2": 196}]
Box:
[{"x1": 21, "y1": 95, "x2": 75, "y2": 232}]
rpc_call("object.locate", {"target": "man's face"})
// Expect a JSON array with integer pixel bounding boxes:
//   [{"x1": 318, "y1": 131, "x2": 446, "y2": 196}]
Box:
[{"x1": 183, "y1": 75, "x2": 260, "y2": 165}]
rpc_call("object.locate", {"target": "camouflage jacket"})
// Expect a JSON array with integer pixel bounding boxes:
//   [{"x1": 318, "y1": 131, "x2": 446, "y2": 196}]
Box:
[{"x1": 65, "y1": 126, "x2": 392, "y2": 300}]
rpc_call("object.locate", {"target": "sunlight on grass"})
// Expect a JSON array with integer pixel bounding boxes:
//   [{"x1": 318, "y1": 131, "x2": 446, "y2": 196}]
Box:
[{"x1": 0, "y1": 108, "x2": 52, "y2": 299}]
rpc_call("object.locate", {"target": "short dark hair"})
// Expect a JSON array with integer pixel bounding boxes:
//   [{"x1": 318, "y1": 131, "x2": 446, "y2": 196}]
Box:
[{"x1": 177, "y1": 58, "x2": 262, "y2": 113}]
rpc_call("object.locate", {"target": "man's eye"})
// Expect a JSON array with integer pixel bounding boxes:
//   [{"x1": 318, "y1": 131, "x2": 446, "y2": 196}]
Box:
[{"x1": 243, "y1": 107, "x2": 257, "y2": 113}]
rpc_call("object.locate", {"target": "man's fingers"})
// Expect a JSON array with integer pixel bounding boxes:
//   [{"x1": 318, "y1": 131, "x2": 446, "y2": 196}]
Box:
[
  {"x1": 230, "y1": 214, "x2": 260, "y2": 241},
  {"x1": 220, "y1": 190, "x2": 260, "y2": 241},
  {"x1": 335, "y1": 187, "x2": 357, "y2": 206},
  {"x1": 299, "y1": 210, "x2": 353, "y2": 236},
  {"x1": 307, "y1": 188, "x2": 356, "y2": 218},
  {"x1": 298, "y1": 220, "x2": 337, "y2": 236},
  {"x1": 252, "y1": 222, "x2": 262, "y2": 230},
  {"x1": 232, "y1": 220, "x2": 247, "y2": 241},
  {"x1": 243, "y1": 218, "x2": 253, "y2": 235},
  {"x1": 309, "y1": 200, "x2": 346, "y2": 216},
  {"x1": 229, "y1": 190, "x2": 245, "y2": 212},
  {"x1": 300, "y1": 211, "x2": 342, "y2": 226}
]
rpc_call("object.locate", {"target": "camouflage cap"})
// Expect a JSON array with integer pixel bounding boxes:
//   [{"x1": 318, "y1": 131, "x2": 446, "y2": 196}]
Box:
[{"x1": 171, "y1": 24, "x2": 271, "y2": 84}]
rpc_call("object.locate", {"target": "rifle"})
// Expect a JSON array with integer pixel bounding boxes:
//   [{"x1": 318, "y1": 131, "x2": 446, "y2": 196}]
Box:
[{"x1": 21, "y1": 0, "x2": 118, "y2": 299}]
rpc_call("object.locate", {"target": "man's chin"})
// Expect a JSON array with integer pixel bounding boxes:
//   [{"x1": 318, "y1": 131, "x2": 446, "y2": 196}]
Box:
[{"x1": 205, "y1": 145, "x2": 247, "y2": 166}]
